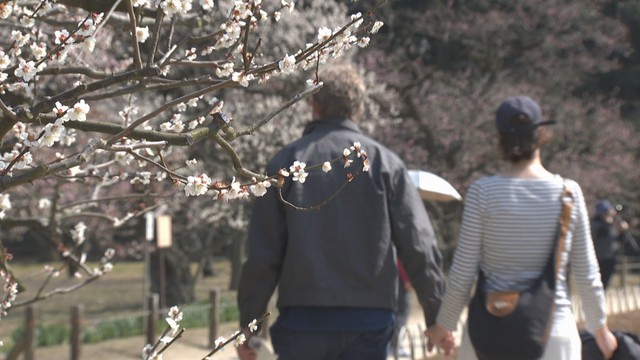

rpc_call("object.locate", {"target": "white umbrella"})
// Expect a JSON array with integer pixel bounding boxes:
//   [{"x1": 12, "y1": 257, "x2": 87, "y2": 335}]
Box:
[{"x1": 408, "y1": 170, "x2": 462, "y2": 202}]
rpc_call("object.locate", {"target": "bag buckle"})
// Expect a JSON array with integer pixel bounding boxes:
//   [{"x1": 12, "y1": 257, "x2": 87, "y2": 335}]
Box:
[{"x1": 486, "y1": 291, "x2": 519, "y2": 317}]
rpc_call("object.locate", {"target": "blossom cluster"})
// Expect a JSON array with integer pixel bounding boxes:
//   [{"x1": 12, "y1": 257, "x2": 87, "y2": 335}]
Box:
[
  {"x1": 182, "y1": 142, "x2": 369, "y2": 201},
  {"x1": 2, "y1": 10, "x2": 103, "y2": 87},
  {"x1": 0, "y1": 270, "x2": 19, "y2": 320}
]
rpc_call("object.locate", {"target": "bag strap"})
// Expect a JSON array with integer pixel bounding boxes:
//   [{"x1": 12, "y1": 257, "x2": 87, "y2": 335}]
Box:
[{"x1": 554, "y1": 180, "x2": 574, "y2": 275}]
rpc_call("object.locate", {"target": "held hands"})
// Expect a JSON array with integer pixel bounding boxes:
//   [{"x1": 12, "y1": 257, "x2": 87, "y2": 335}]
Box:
[
  {"x1": 424, "y1": 324, "x2": 455, "y2": 356},
  {"x1": 237, "y1": 343, "x2": 258, "y2": 360},
  {"x1": 236, "y1": 333, "x2": 258, "y2": 360}
]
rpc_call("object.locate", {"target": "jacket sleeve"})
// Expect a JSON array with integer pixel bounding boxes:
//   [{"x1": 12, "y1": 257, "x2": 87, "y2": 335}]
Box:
[
  {"x1": 237, "y1": 180, "x2": 288, "y2": 329},
  {"x1": 389, "y1": 168, "x2": 446, "y2": 327}
]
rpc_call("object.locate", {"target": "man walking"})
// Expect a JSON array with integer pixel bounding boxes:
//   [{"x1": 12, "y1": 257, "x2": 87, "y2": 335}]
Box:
[{"x1": 237, "y1": 63, "x2": 446, "y2": 360}]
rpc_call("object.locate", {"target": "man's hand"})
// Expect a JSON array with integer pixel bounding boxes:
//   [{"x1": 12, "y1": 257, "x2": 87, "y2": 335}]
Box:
[{"x1": 236, "y1": 342, "x2": 258, "y2": 360}]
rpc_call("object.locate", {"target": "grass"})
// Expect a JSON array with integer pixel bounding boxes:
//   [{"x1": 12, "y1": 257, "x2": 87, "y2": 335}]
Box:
[{"x1": 0, "y1": 258, "x2": 237, "y2": 351}]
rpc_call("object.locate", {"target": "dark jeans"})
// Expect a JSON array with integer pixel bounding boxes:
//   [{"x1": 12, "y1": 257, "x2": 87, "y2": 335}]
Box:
[{"x1": 270, "y1": 322, "x2": 395, "y2": 360}]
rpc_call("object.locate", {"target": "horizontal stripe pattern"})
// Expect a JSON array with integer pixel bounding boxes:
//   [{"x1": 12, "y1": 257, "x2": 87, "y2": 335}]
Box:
[{"x1": 436, "y1": 175, "x2": 606, "y2": 331}]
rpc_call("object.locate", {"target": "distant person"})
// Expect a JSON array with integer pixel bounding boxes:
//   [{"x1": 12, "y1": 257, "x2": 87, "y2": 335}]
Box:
[
  {"x1": 236, "y1": 63, "x2": 446, "y2": 360},
  {"x1": 426, "y1": 95, "x2": 617, "y2": 359},
  {"x1": 591, "y1": 199, "x2": 629, "y2": 289}
]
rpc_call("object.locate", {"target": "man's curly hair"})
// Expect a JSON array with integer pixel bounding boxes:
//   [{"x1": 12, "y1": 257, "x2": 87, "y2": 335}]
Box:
[{"x1": 313, "y1": 63, "x2": 365, "y2": 120}]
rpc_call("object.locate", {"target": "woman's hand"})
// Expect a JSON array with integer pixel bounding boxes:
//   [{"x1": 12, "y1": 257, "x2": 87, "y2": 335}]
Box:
[
  {"x1": 594, "y1": 324, "x2": 618, "y2": 360},
  {"x1": 424, "y1": 324, "x2": 455, "y2": 356}
]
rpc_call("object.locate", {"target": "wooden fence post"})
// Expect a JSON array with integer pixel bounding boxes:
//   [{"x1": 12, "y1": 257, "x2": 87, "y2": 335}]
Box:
[
  {"x1": 70, "y1": 305, "x2": 83, "y2": 360},
  {"x1": 146, "y1": 293, "x2": 159, "y2": 346},
  {"x1": 209, "y1": 289, "x2": 219, "y2": 348},
  {"x1": 24, "y1": 305, "x2": 36, "y2": 360}
]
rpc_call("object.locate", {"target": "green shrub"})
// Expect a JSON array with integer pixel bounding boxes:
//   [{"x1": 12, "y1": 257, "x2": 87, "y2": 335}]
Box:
[
  {"x1": 6, "y1": 302, "x2": 240, "y2": 348},
  {"x1": 82, "y1": 317, "x2": 143, "y2": 344},
  {"x1": 10, "y1": 323, "x2": 69, "y2": 348}
]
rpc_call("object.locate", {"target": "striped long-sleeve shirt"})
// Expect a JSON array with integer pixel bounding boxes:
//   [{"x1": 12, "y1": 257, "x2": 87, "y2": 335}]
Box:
[{"x1": 436, "y1": 175, "x2": 606, "y2": 331}]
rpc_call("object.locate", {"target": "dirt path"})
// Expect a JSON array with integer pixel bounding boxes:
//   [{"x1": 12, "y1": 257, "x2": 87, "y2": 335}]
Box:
[{"x1": 12, "y1": 299, "x2": 640, "y2": 360}]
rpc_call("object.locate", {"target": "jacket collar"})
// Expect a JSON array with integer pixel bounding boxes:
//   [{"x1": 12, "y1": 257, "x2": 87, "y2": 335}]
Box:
[{"x1": 302, "y1": 116, "x2": 362, "y2": 136}]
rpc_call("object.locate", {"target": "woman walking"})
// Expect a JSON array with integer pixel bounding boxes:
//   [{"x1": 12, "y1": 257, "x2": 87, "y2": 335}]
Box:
[{"x1": 426, "y1": 96, "x2": 618, "y2": 359}]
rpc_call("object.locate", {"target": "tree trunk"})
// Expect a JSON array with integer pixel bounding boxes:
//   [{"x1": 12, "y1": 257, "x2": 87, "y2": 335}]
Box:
[{"x1": 150, "y1": 248, "x2": 195, "y2": 306}]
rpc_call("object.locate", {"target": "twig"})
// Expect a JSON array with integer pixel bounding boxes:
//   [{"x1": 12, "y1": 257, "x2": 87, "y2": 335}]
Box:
[
  {"x1": 234, "y1": 83, "x2": 323, "y2": 138},
  {"x1": 201, "y1": 312, "x2": 271, "y2": 359},
  {"x1": 125, "y1": 0, "x2": 143, "y2": 69}
]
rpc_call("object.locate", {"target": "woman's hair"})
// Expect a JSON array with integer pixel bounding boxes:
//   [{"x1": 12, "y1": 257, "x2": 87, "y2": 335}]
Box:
[
  {"x1": 497, "y1": 114, "x2": 552, "y2": 163},
  {"x1": 312, "y1": 63, "x2": 365, "y2": 120}
]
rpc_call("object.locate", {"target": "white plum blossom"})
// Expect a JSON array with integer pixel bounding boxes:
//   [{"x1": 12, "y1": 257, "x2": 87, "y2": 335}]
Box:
[
  {"x1": 200, "y1": 0, "x2": 215, "y2": 10},
  {"x1": 362, "y1": 158, "x2": 370, "y2": 172},
  {"x1": 250, "y1": 180, "x2": 271, "y2": 197},
  {"x1": 349, "y1": 12, "x2": 364, "y2": 28},
  {"x1": 185, "y1": 47, "x2": 197, "y2": 61},
  {"x1": 281, "y1": 0, "x2": 294, "y2": 13},
  {"x1": 0, "y1": 2, "x2": 13, "y2": 19},
  {"x1": 357, "y1": 37, "x2": 370, "y2": 48},
  {"x1": 81, "y1": 36, "x2": 96, "y2": 52},
  {"x1": 289, "y1": 161, "x2": 308, "y2": 183},
  {"x1": 20, "y1": 13, "x2": 35, "y2": 28},
  {"x1": 184, "y1": 174, "x2": 212, "y2": 196},
  {"x1": 278, "y1": 54, "x2": 296, "y2": 74},
  {"x1": 136, "y1": 27, "x2": 150, "y2": 43},
  {"x1": 14, "y1": 152, "x2": 32, "y2": 169},
  {"x1": 132, "y1": 0, "x2": 150, "y2": 7},
  {"x1": 0, "y1": 194, "x2": 11, "y2": 220},
  {"x1": 322, "y1": 161, "x2": 332, "y2": 173},
  {"x1": 161, "y1": 0, "x2": 183, "y2": 16},
  {"x1": 214, "y1": 336, "x2": 226, "y2": 348},
  {"x1": 71, "y1": 222, "x2": 87, "y2": 245},
  {"x1": 0, "y1": 51, "x2": 9, "y2": 69},
  {"x1": 38, "y1": 120, "x2": 66, "y2": 147},
  {"x1": 215, "y1": 62, "x2": 234, "y2": 78},
  {"x1": 53, "y1": 101, "x2": 69, "y2": 118},
  {"x1": 14, "y1": 59, "x2": 37, "y2": 82},
  {"x1": 30, "y1": 42, "x2": 47, "y2": 59},
  {"x1": 248, "y1": 319, "x2": 258, "y2": 332},
  {"x1": 38, "y1": 198, "x2": 51, "y2": 209},
  {"x1": 167, "y1": 306, "x2": 183, "y2": 322},
  {"x1": 59, "y1": 129, "x2": 77, "y2": 146},
  {"x1": 371, "y1": 21, "x2": 384, "y2": 34},
  {"x1": 54, "y1": 29, "x2": 70, "y2": 45},
  {"x1": 231, "y1": 72, "x2": 254, "y2": 87},
  {"x1": 160, "y1": 0, "x2": 192, "y2": 17},
  {"x1": 317, "y1": 27, "x2": 332, "y2": 42},
  {"x1": 227, "y1": 178, "x2": 249, "y2": 200},
  {"x1": 67, "y1": 100, "x2": 90, "y2": 121},
  {"x1": 187, "y1": 97, "x2": 199, "y2": 107},
  {"x1": 77, "y1": 19, "x2": 96, "y2": 37},
  {"x1": 11, "y1": 30, "x2": 30, "y2": 46},
  {"x1": 131, "y1": 171, "x2": 152, "y2": 185},
  {"x1": 185, "y1": 158, "x2": 197, "y2": 166},
  {"x1": 160, "y1": 115, "x2": 185, "y2": 132},
  {"x1": 235, "y1": 333, "x2": 246, "y2": 346}
]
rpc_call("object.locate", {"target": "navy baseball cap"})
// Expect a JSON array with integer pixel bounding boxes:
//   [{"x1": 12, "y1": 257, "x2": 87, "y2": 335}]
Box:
[
  {"x1": 595, "y1": 199, "x2": 614, "y2": 216},
  {"x1": 496, "y1": 96, "x2": 556, "y2": 133}
]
